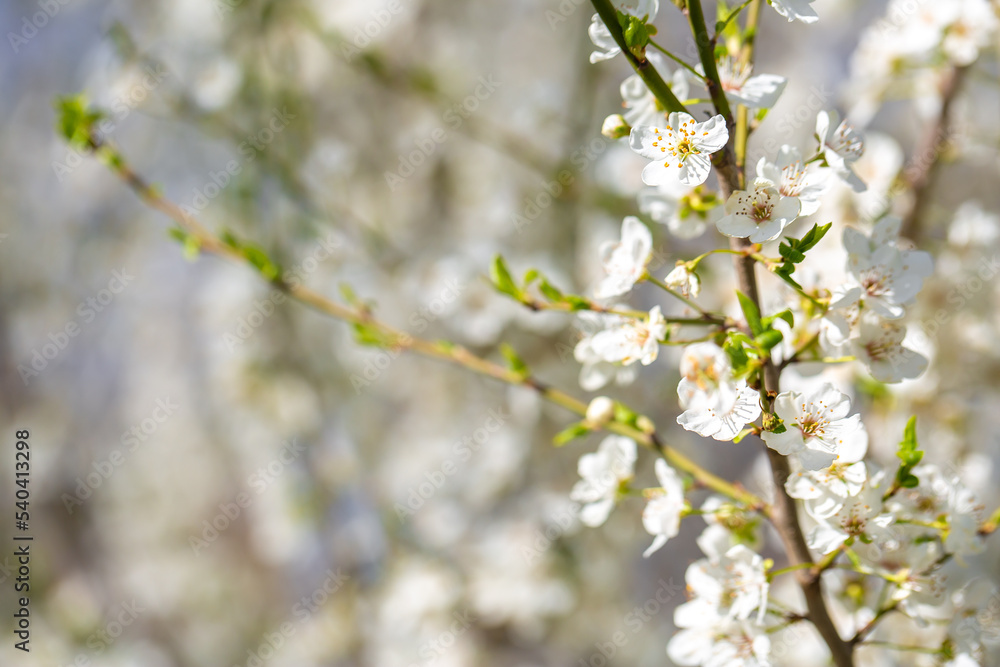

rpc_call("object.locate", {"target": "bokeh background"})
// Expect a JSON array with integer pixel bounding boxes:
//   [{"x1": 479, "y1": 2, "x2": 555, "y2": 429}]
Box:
[{"x1": 1, "y1": 0, "x2": 999, "y2": 665}]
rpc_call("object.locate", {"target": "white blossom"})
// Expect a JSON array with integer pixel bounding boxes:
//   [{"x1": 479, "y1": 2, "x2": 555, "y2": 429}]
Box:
[
  {"x1": 594, "y1": 216, "x2": 652, "y2": 299},
  {"x1": 806, "y1": 482, "x2": 893, "y2": 554},
  {"x1": 763, "y1": 383, "x2": 868, "y2": 471},
  {"x1": 851, "y1": 312, "x2": 928, "y2": 383},
  {"x1": 755, "y1": 145, "x2": 831, "y2": 217},
  {"x1": 668, "y1": 618, "x2": 771, "y2": 667},
  {"x1": 767, "y1": 0, "x2": 819, "y2": 24},
  {"x1": 716, "y1": 57, "x2": 787, "y2": 110},
  {"x1": 642, "y1": 458, "x2": 686, "y2": 557},
  {"x1": 717, "y1": 177, "x2": 800, "y2": 243},
  {"x1": 574, "y1": 311, "x2": 639, "y2": 391},
  {"x1": 844, "y1": 223, "x2": 933, "y2": 320},
  {"x1": 570, "y1": 435, "x2": 637, "y2": 527},
  {"x1": 664, "y1": 262, "x2": 701, "y2": 298},
  {"x1": 816, "y1": 110, "x2": 866, "y2": 192},
  {"x1": 674, "y1": 545, "x2": 769, "y2": 624},
  {"x1": 589, "y1": 306, "x2": 667, "y2": 366},
  {"x1": 630, "y1": 113, "x2": 730, "y2": 187}
]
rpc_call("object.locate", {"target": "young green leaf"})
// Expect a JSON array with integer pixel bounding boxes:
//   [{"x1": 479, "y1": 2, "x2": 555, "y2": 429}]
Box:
[{"x1": 736, "y1": 291, "x2": 763, "y2": 336}]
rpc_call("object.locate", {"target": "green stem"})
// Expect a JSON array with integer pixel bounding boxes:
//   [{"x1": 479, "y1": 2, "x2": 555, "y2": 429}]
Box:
[
  {"x1": 716, "y1": 0, "x2": 756, "y2": 39},
  {"x1": 647, "y1": 39, "x2": 706, "y2": 80},
  {"x1": 590, "y1": 0, "x2": 688, "y2": 114},
  {"x1": 644, "y1": 272, "x2": 718, "y2": 319}
]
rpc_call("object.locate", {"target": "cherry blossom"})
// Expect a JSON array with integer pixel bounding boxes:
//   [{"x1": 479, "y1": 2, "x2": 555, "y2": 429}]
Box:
[{"x1": 630, "y1": 112, "x2": 729, "y2": 187}]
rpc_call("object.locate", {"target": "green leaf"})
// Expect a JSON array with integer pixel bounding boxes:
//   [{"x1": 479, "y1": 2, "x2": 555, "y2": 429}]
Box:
[
  {"x1": 538, "y1": 279, "x2": 563, "y2": 302},
  {"x1": 523, "y1": 269, "x2": 540, "y2": 287},
  {"x1": 613, "y1": 402, "x2": 639, "y2": 429},
  {"x1": 490, "y1": 254, "x2": 519, "y2": 298},
  {"x1": 736, "y1": 291, "x2": 763, "y2": 335},
  {"x1": 54, "y1": 94, "x2": 104, "y2": 148},
  {"x1": 764, "y1": 309, "x2": 795, "y2": 330},
  {"x1": 553, "y1": 422, "x2": 591, "y2": 447},
  {"x1": 754, "y1": 329, "x2": 783, "y2": 351},
  {"x1": 500, "y1": 343, "x2": 530, "y2": 378},
  {"x1": 894, "y1": 416, "x2": 923, "y2": 489}
]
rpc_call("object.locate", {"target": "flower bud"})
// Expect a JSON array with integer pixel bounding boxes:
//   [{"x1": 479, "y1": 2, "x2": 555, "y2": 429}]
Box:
[
  {"x1": 601, "y1": 114, "x2": 631, "y2": 140},
  {"x1": 665, "y1": 263, "x2": 701, "y2": 298},
  {"x1": 585, "y1": 396, "x2": 616, "y2": 426}
]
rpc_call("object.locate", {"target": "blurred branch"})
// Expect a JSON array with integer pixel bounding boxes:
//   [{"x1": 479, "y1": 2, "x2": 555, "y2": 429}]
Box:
[
  {"x1": 67, "y1": 128, "x2": 766, "y2": 512},
  {"x1": 900, "y1": 65, "x2": 968, "y2": 243}
]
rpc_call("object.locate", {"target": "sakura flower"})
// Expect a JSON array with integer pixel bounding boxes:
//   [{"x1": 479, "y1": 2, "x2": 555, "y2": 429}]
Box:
[
  {"x1": 806, "y1": 483, "x2": 893, "y2": 554},
  {"x1": 939, "y1": 0, "x2": 998, "y2": 66},
  {"x1": 587, "y1": 1, "x2": 660, "y2": 63},
  {"x1": 844, "y1": 225, "x2": 933, "y2": 319},
  {"x1": 716, "y1": 178, "x2": 800, "y2": 243},
  {"x1": 786, "y1": 461, "x2": 870, "y2": 518},
  {"x1": 851, "y1": 312, "x2": 928, "y2": 383},
  {"x1": 755, "y1": 145, "x2": 831, "y2": 217},
  {"x1": 594, "y1": 216, "x2": 653, "y2": 299},
  {"x1": 888, "y1": 464, "x2": 985, "y2": 558},
  {"x1": 716, "y1": 56, "x2": 787, "y2": 110},
  {"x1": 763, "y1": 383, "x2": 868, "y2": 471},
  {"x1": 629, "y1": 112, "x2": 729, "y2": 187},
  {"x1": 819, "y1": 285, "x2": 862, "y2": 351},
  {"x1": 678, "y1": 384, "x2": 761, "y2": 442},
  {"x1": 573, "y1": 311, "x2": 639, "y2": 390},
  {"x1": 697, "y1": 496, "x2": 764, "y2": 558},
  {"x1": 816, "y1": 110, "x2": 866, "y2": 192},
  {"x1": 664, "y1": 262, "x2": 701, "y2": 298},
  {"x1": 676, "y1": 342, "x2": 740, "y2": 411},
  {"x1": 676, "y1": 343, "x2": 762, "y2": 441},
  {"x1": 642, "y1": 458, "x2": 686, "y2": 557},
  {"x1": 569, "y1": 435, "x2": 637, "y2": 527},
  {"x1": 638, "y1": 181, "x2": 722, "y2": 239},
  {"x1": 675, "y1": 545, "x2": 769, "y2": 623},
  {"x1": 587, "y1": 16, "x2": 619, "y2": 63},
  {"x1": 668, "y1": 618, "x2": 771, "y2": 667},
  {"x1": 767, "y1": 0, "x2": 819, "y2": 24},
  {"x1": 589, "y1": 306, "x2": 667, "y2": 366}
]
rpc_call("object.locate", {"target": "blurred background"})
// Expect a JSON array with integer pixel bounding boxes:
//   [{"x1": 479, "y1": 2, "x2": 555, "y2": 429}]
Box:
[{"x1": 1, "y1": 0, "x2": 999, "y2": 665}]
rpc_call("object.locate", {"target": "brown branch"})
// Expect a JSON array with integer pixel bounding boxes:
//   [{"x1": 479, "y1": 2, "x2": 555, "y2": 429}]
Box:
[{"x1": 900, "y1": 65, "x2": 967, "y2": 243}]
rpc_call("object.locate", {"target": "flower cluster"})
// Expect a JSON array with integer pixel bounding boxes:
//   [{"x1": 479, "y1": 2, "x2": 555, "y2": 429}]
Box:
[{"x1": 565, "y1": 2, "x2": 1000, "y2": 666}]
